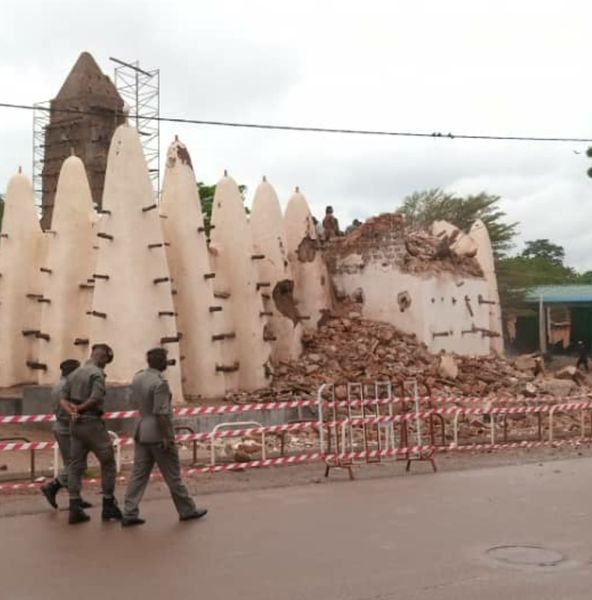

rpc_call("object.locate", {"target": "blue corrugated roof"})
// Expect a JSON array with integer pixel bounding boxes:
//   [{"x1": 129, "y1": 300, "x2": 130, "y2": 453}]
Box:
[{"x1": 525, "y1": 285, "x2": 592, "y2": 303}]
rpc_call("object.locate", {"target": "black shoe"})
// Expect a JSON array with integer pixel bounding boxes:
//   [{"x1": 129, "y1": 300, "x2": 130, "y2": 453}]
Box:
[
  {"x1": 180, "y1": 508, "x2": 208, "y2": 522},
  {"x1": 121, "y1": 516, "x2": 146, "y2": 528},
  {"x1": 68, "y1": 499, "x2": 91, "y2": 525},
  {"x1": 101, "y1": 497, "x2": 123, "y2": 521},
  {"x1": 41, "y1": 479, "x2": 62, "y2": 510},
  {"x1": 80, "y1": 499, "x2": 93, "y2": 509}
]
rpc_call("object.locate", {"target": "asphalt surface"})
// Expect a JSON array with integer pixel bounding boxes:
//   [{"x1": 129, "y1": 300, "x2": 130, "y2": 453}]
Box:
[{"x1": 2, "y1": 458, "x2": 592, "y2": 600}]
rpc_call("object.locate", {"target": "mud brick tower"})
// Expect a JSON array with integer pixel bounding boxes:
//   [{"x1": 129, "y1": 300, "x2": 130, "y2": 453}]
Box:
[{"x1": 40, "y1": 52, "x2": 125, "y2": 229}]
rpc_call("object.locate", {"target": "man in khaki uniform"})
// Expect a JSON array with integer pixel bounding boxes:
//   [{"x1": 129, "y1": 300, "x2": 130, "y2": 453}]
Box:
[
  {"x1": 40, "y1": 359, "x2": 92, "y2": 510},
  {"x1": 61, "y1": 343, "x2": 122, "y2": 524},
  {"x1": 121, "y1": 347, "x2": 207, "y2": 527}
]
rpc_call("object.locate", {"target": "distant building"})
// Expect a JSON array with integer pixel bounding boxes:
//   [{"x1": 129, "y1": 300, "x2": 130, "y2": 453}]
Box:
[
  {"x1": 508, "y1": 285, "x2": 592, "y2": 353},
  {"x1": 41, "y1": 52, "x2": 125, "y2": 229}
]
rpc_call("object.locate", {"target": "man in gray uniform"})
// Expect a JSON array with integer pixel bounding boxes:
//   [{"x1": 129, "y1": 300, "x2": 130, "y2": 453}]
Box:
[
  {"x1": 61, "y1": 343, "x2": 122, "y2": 525},
  {"x1": 40, "y1": 359, "x2": 92, "y2": 510},
  {"x1": 121, "y1": 347, "x2": 207, "y2": 527}
]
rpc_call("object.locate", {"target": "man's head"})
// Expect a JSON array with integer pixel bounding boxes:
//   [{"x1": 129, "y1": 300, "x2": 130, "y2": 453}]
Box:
[
  {"x1": 147, "y1": 347, "x2": 168, "y2": 372},
  {"x1": 59, "y1": 359, "x2": 80, "y2": 378},
  {"x1": 90, "y1": 343, "x2": 114, "y2": 368},
  {"x1": 325, "y1": 206, "x2": 333, "y2": 215}
]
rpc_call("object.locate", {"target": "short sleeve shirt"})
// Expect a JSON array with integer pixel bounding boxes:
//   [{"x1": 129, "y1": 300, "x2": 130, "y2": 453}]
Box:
[{"x1": 62, "y1": 362, "x2": 107, "y2": 418}]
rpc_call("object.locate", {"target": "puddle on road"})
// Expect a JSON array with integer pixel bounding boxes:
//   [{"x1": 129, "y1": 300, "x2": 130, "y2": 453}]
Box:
[{"x1": 486, "y1": 545, "x2": 566, "y2": 568}]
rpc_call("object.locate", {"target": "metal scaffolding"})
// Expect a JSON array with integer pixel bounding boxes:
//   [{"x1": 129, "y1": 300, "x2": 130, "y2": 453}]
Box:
[
  {"x1": 111, "y1": 57, "x2": 161, "y2": 199},
  {"x1": 32, "y1": 101, "x2": 50, "y2": 211}
]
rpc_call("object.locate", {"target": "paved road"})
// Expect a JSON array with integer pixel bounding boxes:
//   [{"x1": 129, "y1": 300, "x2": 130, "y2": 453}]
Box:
[{"x1": 2, "y1": 458, "x2": 592, "y2": 600}]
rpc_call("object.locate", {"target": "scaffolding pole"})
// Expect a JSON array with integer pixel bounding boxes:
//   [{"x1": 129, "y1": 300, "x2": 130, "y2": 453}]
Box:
[{"x1": 111, "y1": 57, "x2": 160, "y2": 200}]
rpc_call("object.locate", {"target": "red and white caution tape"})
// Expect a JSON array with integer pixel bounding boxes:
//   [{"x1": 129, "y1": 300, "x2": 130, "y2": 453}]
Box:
[
  {"x1": 3, "y1": 401, "x2": 592, "y2": 453},
  {"x1": 3, "y1": 438, "x2": 592, "y2": 493},
  {"x1": 3, "y1": 393, "x2": 591, "y2": 425}
]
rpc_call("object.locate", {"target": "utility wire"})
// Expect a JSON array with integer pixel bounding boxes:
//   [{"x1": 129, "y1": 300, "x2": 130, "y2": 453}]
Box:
[{"x1": 1, "y1": 101, "x2": 592, "y2": 144}]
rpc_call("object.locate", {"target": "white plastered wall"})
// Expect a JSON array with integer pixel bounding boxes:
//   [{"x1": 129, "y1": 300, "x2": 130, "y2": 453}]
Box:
[
  {"x1": 284, "y1": 191, "x2": 332, "y2": 330},
  {"x1": 250, "y1": 180, "x2": 302, "y2": 362},
  {"x1": 331, "y1": 258, "x2": 492, "y2": 355},
  {"x1": 90, "y1": 125, "x2": 183, "y2": 401},
  {"x1": 210, "y1": 175, "x2": 271, "y2": 391},
  {"x1": 470, "y1": 219, "x2": 504, "y2": 354},
  {"x1": 160, "y1": 138, "x2": 225, "y2": 399},
  {"x1": 38, "y1": 156, "x2": 95, "y2": 383},
  {"x1": 0, "y1": 172, "x2": 46, "y2": 386}
]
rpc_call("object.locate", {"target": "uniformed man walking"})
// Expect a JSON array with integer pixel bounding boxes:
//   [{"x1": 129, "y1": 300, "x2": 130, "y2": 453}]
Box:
[
  {"x1": 121, "y1": 347, "x2": 207, "y2": 527},
  {"x1": 40, "y1": 359, "x2": 92, "y2": 510},
  {"x1": 61, "y1": 343, "x2": 122, "y2": 525}
]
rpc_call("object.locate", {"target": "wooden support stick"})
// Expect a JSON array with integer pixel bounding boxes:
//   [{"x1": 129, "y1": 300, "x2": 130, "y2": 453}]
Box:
[
  {"x1": 97, "y1": 232, "x2": 114, "y2": 241},
  {"x1": 216, "y1": 362, "x2": 240, "y2": 373},
  {"x1": 142, "y1": 204, "x2": 158, "y2": 213},
  {"x1": 153, "y1": 277, "x2": 171, "y2": 284},
  {"x1": 21, "y1": 330, "x2": 40, "y2": 337},
  {"x1": 212, "y1": 333, "x2": 236, "y2": 341},
  {"x1": 26, "y1": 361, "x2": 47, "y2": 371},
  {"x1": 87, "y1": 310, "x2": 107, "y2": 319}
]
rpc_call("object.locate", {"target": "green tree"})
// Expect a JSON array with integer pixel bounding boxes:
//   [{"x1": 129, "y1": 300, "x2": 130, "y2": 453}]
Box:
[
  {"x1": 578, "y1": 270, "x2": 592, "y2": 284},
  {"x1": 521, "y1": 239, "x2": 565, "y2": 266},
  {"x1": 398, "y1": 189, "x2": 518, "y2": 257},
  {"x1": 198, "y1": 182, "x2": 248, "y2": 235}
]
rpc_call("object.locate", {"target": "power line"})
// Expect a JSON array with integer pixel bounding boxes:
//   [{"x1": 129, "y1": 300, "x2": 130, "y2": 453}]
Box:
[{"x1": 1, "y1": 101, "x2": 592, "y2": 144}]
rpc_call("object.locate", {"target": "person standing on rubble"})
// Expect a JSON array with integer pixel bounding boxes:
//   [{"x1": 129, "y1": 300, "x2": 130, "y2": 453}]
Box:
[
  {"x1": 61, "y1": 343, "x2": 123, "y2": 525},
  {"x1": 576, "y1": 340, "x2": 589, "y2": 372},
  {"x1": 121, "y1": 347, "x2": 207, "y2": 527},
  {"x1": 322, "y1": 205, "x2": 340, "y2": 240},
  {"x1": 40, "y1": 359, "x2": 93, "y2": 511}
]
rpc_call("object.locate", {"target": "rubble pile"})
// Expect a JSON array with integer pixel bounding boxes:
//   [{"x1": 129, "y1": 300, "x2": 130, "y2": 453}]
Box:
[
  {"x1": 324, "y1": 212, "x2": 483, "y2": 278},
  {"x1": 220, "y1": 302, "x2": 591, "y2": 404}
]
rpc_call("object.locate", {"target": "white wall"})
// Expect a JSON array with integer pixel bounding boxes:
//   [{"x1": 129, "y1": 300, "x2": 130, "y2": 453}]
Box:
[{"x1": 331, "y1": 256, "x2": 493, "y2": 356}]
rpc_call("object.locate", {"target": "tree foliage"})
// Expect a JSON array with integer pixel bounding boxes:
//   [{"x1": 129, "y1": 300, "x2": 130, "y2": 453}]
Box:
[
  {"x1": 398, "y1": 189, "x2": 519, "y2": 257},
  {"x1": 521, "y1": 239, "x2": 565, "y2": 266},
  {"x1": 197, "y1": 182, "x2": 248, "y2": 235}
]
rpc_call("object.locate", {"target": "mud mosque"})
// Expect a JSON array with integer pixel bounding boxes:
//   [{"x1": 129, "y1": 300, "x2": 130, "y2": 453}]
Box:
[{"x1": 0, "y1": 53, "x2": 503, "y2": 402}]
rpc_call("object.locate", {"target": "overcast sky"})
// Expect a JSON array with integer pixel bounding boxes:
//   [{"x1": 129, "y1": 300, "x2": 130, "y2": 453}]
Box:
[{"x1": 1, "y1": 1, "x2": 590, "y2": 268}]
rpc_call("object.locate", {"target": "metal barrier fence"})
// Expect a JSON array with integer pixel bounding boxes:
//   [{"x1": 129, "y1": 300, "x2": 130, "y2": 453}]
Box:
[{"x1": 1, "y1": 382, "x2": 592, "y2": 489}]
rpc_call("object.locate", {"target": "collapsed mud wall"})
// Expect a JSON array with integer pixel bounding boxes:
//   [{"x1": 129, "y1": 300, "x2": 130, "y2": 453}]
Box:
[
  {"x1": 324, "y1": 214, "x2": 502, "y2": 356},
  {"x1": 0, "y1": 127, "x2": 506, "y2": 399}
]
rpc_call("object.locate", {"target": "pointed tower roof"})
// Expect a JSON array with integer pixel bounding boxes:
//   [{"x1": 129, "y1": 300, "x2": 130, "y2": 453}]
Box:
[{"x1": 54, "y1": 52, "x2": 123, "y2": 106}]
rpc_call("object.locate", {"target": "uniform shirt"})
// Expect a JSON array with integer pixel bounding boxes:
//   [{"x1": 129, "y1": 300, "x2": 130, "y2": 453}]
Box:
[
  {"x1": 62, "y1": 361, "x2": 106, "y2": 419},
  {"x1": 52, "y1": 377, "x2": 70, "y2": 433},
  {"x1": 131, "y1": 368, "x2": 173, "y2": 443}
]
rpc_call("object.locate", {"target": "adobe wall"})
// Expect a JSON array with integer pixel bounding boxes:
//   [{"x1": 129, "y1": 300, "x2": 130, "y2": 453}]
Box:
[{"x1": 325, "y1": 214, "x2": 500, "y2": 356}]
